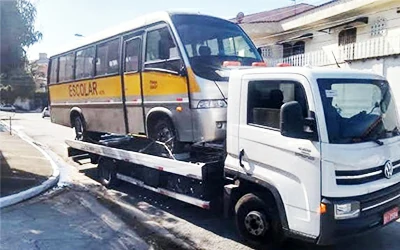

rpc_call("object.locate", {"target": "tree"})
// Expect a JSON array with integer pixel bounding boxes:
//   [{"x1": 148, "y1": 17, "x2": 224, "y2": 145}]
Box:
[
  {"x1": 0, "y1": 0, "x2": 42, "y2": 105},
  {"x1": 0, "y1": 0, "x2": 42, "y2": 76}
]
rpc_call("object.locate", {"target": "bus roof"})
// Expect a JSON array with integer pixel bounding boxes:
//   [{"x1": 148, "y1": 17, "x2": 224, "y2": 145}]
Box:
[{"x1": 50, "y1": 11, "x2": 219, "y2": 58}]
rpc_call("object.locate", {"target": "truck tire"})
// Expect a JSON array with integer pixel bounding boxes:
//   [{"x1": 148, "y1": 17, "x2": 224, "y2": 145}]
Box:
[
  {"x1": 234, "y1": 193, "x2": 285, "y2": 248},
  {"x1": 148, "y1": 116, "x2": 182, "y2": 153},
  {"x1": 98, "y1": 157, "x2": 120, "y2": 188}
]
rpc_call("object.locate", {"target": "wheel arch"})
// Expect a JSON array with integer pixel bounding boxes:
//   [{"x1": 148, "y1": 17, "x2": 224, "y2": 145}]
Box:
[
  {"x1": 146, "y1": 107, "x2": 175, "y2": 134},
  {"x1": 69, "y1": 107, "x2": 84, "y2": 128},
  {"x1": 226, "y1": 170, "x2": 289, "y2": 231}
]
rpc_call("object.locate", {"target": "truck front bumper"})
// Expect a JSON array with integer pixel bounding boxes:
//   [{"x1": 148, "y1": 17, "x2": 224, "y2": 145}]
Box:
[{"x1": 317, "y1": 182, "x2": 400, "y2": 245}]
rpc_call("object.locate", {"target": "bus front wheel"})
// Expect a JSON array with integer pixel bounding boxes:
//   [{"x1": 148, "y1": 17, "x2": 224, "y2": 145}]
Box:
[{"x1": 148, "y1": 116, "x2": 182, "y2": 153}]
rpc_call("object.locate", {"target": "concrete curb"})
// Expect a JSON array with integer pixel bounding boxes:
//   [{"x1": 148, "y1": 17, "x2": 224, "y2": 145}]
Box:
[{"x1": 0, "y1": 121, "x2": 60, "y2": 209}]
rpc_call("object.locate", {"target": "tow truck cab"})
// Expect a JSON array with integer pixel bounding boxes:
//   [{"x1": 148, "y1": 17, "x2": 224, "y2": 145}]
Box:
[{"x1": 225, "y1": 67, "x2": 400, "y2": 244}]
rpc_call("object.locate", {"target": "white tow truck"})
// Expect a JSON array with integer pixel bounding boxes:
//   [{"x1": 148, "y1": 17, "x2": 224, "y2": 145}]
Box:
[{"x1": 66, "y1": 67, "x2": 400, "y2": 246}]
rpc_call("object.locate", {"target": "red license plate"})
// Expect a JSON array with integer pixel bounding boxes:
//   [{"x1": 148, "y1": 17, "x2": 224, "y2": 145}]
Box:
[{"x1": 383, "y1": 207, "x2": 399, "y2": 225}]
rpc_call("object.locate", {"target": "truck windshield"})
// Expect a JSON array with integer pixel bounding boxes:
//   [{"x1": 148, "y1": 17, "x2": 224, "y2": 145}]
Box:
[
  {"x1": 171, "y1": 14, "x2": 263, "y2": 81},
  {"x1": 318, "y1": 78, "x2": 400, "y2": 144}
]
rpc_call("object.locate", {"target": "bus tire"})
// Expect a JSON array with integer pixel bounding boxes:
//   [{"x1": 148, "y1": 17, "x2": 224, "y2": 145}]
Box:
[
  {"x1": 148, "y1": 116, "x2": 182, "y2": 153},
  {"x1": 234, "y1": 193, "x2": 285, "y2": 248},
  {"x1": 72, "y1": 114, "x2": 87, "y2": 141},
  {"x1": 97, "y1": 157, "x2": 120, "y2": 188}
]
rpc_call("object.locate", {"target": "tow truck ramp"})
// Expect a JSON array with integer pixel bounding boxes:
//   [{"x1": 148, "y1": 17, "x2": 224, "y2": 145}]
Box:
[{"x1": 65, "y1": 136, "x2": 224, "y2": 209}]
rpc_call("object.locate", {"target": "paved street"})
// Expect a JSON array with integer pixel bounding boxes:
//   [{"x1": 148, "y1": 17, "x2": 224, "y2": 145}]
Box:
[
  {"x1": 0, "y1": 187, "x2": 149, "y2": 250},
  {"x1": 3, "y1": 112, "x2": 400, "y2": 250}
]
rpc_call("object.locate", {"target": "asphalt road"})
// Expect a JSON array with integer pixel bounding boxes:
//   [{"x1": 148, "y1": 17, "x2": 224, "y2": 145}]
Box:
[{"x1": 5, "y1": 112, "x2": 400, "y2": 250}]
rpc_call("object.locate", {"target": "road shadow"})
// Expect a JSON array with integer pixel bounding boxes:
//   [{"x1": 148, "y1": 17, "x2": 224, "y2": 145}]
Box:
[
  {"x1": 77, "y1": 163, "x2": 319, "y2": 250},
  {"x1": 77, "y1": 162, "x2": 395, "y2": 250},
  {"x1": 0, "y1": 150, "x2": 48, "y2": 197}
]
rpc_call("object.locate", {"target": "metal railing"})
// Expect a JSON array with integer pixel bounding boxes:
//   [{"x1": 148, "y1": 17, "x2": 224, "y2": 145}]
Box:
[{"x1": 265, "y1": 35, "x2": 400, "y2": 67}]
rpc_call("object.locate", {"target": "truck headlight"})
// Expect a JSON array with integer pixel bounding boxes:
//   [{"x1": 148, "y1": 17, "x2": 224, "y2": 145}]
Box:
[
  {"x1": 334, "y1": 201, "x2": 360, "y2": 220},
  {"x1": 197, "y1": 99, "x2": 227, "y2": 109}
]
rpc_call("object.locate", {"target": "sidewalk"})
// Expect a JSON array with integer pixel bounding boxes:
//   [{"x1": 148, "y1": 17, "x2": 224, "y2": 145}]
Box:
[{"x1": 0, "y1": 123, "x2": 57, "y2": 206}]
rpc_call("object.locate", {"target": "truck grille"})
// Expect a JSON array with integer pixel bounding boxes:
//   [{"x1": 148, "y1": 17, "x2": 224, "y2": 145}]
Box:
[{"x1": 336, "y1": 160, "x2": 400, "y2": 185}]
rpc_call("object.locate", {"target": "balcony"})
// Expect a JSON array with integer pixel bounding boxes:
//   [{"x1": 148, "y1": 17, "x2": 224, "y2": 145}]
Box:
[{"x1": 265, "y1": 35, "x2": 400, "y2": 67}]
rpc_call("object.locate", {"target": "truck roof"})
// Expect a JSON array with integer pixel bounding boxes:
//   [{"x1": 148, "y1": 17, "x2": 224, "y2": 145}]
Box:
[{"x1": 230, "y1": 66, "x2": 386, "y2": 81}]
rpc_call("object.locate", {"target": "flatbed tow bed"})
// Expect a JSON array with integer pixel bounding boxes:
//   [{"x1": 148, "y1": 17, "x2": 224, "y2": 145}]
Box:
[{"x1": 66, "y1": 134, "x2": 225, "y2": 210}]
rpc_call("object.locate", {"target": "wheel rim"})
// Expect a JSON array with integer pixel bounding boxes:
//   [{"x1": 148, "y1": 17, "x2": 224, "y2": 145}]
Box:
[
  {"x1": 74, "y1": 117, "x2": 84, "y2": 140},
  {"x1": 244, "y1": 211, "x2": 268, "y2": 237},
  {"x1": 156, "y1": 124, "x2": 174, "y2": 150}
]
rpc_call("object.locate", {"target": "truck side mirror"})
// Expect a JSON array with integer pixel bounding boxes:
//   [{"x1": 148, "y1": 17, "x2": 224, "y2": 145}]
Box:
[{"x1": 280, "y1": 101, "x2": 317, "y2": 140}]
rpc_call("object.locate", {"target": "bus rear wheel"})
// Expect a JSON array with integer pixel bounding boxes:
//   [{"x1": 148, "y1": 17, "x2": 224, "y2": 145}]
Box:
[{"x1": 73, "y1": 115, "x2": 86, "y2": 141}]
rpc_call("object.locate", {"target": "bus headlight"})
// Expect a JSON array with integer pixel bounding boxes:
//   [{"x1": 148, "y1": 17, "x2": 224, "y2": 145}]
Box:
[
  {"x1": 334, "y1": 201, "x2": 360, "y2": 220},
  {"x1": 197, "y1": 99, "x2": 227, "y2": 109}
]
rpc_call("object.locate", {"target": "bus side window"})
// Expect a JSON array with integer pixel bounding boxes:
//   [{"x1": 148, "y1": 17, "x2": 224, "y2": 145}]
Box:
[
  {"x1": 49, "y1": 58, "x2": 58, "y2": 84},
  {"x1": 76, "y1": 47, "x2": 95, "y2": 79},
  {"x1": 125, "y1": 39, "x2": 141, "y2": 72},
  {"x1": 95, "y1": 38, "x2": 120, "y2": 76},
  {"x1": 145, "y1": 26, "x2": 182, "y2": 73},
  {"x1": 58, "y1": 53, "x2": 74, "y2": 82}
]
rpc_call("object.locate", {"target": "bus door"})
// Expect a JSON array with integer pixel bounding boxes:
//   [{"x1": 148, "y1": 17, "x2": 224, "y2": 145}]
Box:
[
  {"x1": 142, "y1": 24, "x2": 193, "y2": 141},
  {"x1": 122, "y1": 34, "x2": 145, "y2": 134}
]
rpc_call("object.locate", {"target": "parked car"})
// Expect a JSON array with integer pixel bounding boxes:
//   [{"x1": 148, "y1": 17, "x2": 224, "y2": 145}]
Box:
[
  {"x1": 42, "y1": 107, "x2": 50, "y2": 118},
  {"x1": 0, "y1": 104, "x2": 16, "y2": 112}
]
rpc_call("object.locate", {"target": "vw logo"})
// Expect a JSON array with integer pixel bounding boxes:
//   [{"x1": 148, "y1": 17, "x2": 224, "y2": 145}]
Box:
[{"x1": 384, "y1": 160, "x2": 394, "y2": 179}]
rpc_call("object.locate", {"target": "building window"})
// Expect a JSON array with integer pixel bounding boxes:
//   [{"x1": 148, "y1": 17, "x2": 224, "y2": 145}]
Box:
[
  {"x1": 338, "y1": 27, "x2": 357, "y2": 46},
  {"x1": 371, "y1": 17, "x2": 387, "y2": 36},
  {"x1": 95, "y1": 38, "x2": 120, "y2": 76},
  {"x1": 49, "y1": 58, "x2": 58, "y2": 84},
  {"x1": 125, "y1": 38, "x2": 141, "y2": 72},
  {"x1": 75, "y1": 46, "x2": 95, "y2": 79},
  {"x1": 292, "y1": 41, "x2": 305, "y2": 55},
  {"x1": 58, "y1": 52, "x2": 74, "y2": 82},
  {"x1": 282, "y1": 43, "x2": 292, "y2": 58},
  {"x1": 247, "y1": 80, "x2": 308, "y2": 129},
  {"x1": 261, "y1": 47, "x2": 272, "y2": 58}
]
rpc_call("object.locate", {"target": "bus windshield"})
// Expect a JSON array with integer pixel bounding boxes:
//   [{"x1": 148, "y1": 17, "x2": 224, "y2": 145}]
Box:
[
  {"x1": 318, "y1": 78, "x2": 400, "y2": 144},
  {"x1": 171, "y1": 14, "x2": 263, "y2": 81}
]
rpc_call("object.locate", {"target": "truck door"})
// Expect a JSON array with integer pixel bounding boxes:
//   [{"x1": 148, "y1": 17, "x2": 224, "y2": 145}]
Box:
[
  {"x1": 237, "y1": 74, "x2": 321, "y2": 237},
  {"x1": 123, "y1": 34, "x2": 145, "y2": 134}
]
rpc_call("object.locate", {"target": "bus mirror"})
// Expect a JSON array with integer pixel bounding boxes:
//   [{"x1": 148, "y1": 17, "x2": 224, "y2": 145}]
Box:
[{"x1": 178, "y1": 65, "x2": 187, "y2": 77}]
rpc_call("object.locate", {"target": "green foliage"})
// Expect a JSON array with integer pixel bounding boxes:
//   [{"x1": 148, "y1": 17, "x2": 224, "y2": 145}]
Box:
[
  {"x1": 0, "y1": 0, "x2": 42, "y2": 76},
  {"x1": 0, "y1": 0, "x2": 42, "y2": 104}
]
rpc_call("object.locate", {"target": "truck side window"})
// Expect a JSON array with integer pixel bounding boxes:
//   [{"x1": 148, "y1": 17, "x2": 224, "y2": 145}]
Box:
[{"x1": 247, "y1": 80, "x2": 308, "y2": 129}]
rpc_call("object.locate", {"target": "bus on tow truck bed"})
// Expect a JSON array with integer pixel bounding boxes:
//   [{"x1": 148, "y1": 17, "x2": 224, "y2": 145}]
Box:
[{"x1": 66, "y1": 67, "x2": 400, "y2": 246}]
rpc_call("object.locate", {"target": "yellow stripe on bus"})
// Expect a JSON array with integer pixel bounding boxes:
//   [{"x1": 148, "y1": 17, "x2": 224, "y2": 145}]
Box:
[
  {"x1": 49, "y1": 76, "x2": 122, "y2": 102},
  {"x1": 142, "y1": 71, "x2": 188, "y2": 96},
  {"x1": 49, "y1": 69, "x2": 201, "y2": 102}
]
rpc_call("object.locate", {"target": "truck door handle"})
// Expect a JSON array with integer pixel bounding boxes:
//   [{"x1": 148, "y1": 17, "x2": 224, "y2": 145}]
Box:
[{"x1": 239, "y1": 149, "x2": 245, "y2": 168}]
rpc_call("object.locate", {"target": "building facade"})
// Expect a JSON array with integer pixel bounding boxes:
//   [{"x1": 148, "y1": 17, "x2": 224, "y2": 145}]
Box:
[{"x1": 238, "y1": 0, "x2": 400, "y2": 106}]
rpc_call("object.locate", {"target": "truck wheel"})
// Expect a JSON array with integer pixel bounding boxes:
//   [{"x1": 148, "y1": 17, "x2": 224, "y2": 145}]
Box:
[
  {"x1": 98, "y1": 157, "x2": 120, "y2": 188},
  {"x1": 235, "y1": 193, "x2": 284, "y2": 248},
  {"x1": 148, "y1": 117, "x2": 182, "y2": 153},
  {"x1": 73, "y1": 115, "x2": 86, "y2": 141}
]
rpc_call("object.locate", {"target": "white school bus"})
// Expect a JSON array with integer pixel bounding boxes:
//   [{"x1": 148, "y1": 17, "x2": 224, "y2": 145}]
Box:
[{"x1": 47, "y1": 11, "x2": 264, "y2": 151}]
